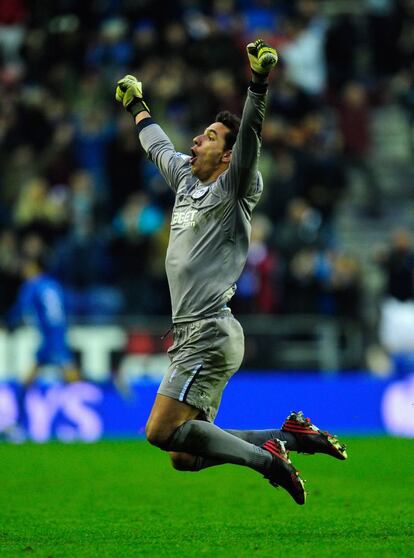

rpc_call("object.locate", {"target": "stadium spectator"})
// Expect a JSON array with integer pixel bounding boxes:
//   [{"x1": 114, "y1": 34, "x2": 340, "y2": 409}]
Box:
[
  {"x1": 233, "y1": 213, "x2": 281, "y2": 313},
  {"x1": 298, "y1": 109, "x2": 346, "y2": 222},
  {"x1": 274, "y1": 197, "x2": 324, "y2": 262},
  {"x1": 0, "y1": 228, "x2": 20, "y2": 315},
  {"x1": 325, "y1": 13, "x2": 361, "y2": 95},
  {"x1": 51, "y1": 219, "x2": 111, "y2": 287},
  {"x1": 376, "y1": 228, "x2": 414, "y2": 375},
  {"x1": 376, "y1": 228, "x2": 414, "y2": 302},
  {"x1": 68, "y1": 170, "x2": 96, "y2": 230},
  {"x1": 106, "y1": 113, "x2": 145, "y2": 217},
  {"x1": 13, "y1": 177, "x2": 69, "y2": 242},
  {"x1": 280, "y1": 0, "x2": 328, "y2": 97},
  {"x1": 395, "y1": 0, "x2": 414, "y2": 70},
  {"x1": 73, "y1": 108, "x2": 114, "y2": 204},
  {"x1": 0, "y1": 0, "x2": 27, "y2": 66},
  {"x1": 367, "y1": 0, "x2": 400, "y2": 78},
  {"x1": 111, "y1": 193, "x2": 165, "y2": 314},
  {"x1": 85, "y1": 17, "x2": 133, "y2": 77},
  {"x1": 392, "y1": 66, "x2": 414, "y2": 154},
  {"x1": 337, "y1": 81, "x2": 382, "y2": 217}
]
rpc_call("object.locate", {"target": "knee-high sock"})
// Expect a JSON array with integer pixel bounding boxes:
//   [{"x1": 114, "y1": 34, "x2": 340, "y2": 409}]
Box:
[
  {"x1": 166, "y1": 420, "x2": 272, "y2": 474},
  {"x1": 190, "y1": 429, "x2": 297, "y2": 471},
  {"x1": 225, "y1": 429, "x2": 297, "y2": 450}
]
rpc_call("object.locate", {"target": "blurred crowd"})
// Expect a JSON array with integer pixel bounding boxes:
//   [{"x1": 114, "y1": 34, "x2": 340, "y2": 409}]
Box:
[{"x1": 0, "y1": 0, "x2": 413, "y2": 338}]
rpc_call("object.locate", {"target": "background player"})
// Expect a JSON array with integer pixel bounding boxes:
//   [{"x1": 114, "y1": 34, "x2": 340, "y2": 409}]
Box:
[
  {"x1": 7, "y1": 238, "x2": 80, "y2": 436},
  {"x1": 116, "y1": 40, "x2": 347, "y2": 505}
]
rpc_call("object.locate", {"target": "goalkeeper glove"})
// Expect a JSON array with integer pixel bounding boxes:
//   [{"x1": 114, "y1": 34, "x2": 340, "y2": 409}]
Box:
[
  {"x1": 247, "y1": 39, "x2": 278, "y2": 80},
  {"x1": 115, "y1": 75, "x2": 150, "y2": 118}
]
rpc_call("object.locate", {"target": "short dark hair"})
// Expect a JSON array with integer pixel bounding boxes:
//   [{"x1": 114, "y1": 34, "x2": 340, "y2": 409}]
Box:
[{"x1": 215, "y1": 111, "x2": 240, "y2": 151}]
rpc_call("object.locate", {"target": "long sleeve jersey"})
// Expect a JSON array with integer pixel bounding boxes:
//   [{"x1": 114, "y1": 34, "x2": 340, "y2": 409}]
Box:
[
  {"x1": 17, "y1": 274, "x2": 68, "y2": 336},
  {"x1": 138, "y1": 87, "x2": 267, "y2": 323}
]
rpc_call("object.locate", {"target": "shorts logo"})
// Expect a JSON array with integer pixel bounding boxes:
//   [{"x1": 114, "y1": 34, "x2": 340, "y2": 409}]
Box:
[{"x1": 171, "y1": 208, "x2": 198, "y2": 228}]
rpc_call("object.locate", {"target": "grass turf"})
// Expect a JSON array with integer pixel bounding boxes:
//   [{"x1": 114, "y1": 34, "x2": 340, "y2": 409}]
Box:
[{"x1": 0, "y1": 437, "x2": 413, "y2": 558}]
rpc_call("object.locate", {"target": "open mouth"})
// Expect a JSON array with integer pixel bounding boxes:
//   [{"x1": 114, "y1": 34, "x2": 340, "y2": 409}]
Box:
[{"x1": 190, "y1": 147, "x2": 197, "y2": 166}]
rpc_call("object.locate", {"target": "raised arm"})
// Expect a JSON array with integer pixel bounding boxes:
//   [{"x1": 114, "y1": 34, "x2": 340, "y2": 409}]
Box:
[
  {"x1": 221, "y1": 40, "x2": 278, "y2": 198},
  {"x1": 224, "y1": 86, "x2": 267, "y2": 198},
  {"x1": 115, "y1": 75, "x2": 190, "y2": 193}
]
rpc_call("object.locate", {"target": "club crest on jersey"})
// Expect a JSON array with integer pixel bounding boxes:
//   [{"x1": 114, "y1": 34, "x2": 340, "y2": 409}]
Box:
[{"x1": 192, "y1": 186, "x2": 209, "y2": 200}]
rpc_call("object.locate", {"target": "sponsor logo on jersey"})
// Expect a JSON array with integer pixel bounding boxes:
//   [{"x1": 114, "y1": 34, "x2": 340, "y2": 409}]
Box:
[{"x1": 171, "y1": 208, "x2": 198, "y2": 228}]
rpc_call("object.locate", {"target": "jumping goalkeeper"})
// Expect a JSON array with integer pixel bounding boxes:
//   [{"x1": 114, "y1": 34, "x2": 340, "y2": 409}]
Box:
[{"x1": 116, "y1": 39, "x2": 347, "y2": 505}]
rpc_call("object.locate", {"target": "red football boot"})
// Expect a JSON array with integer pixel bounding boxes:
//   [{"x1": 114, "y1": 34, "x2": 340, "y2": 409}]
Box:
[
  {"x1": 282, "y1": 411, "x2": 348, "y2": 460},
  {"x1": 262, "y1": 438, "x2": 306, "y2": 505}
]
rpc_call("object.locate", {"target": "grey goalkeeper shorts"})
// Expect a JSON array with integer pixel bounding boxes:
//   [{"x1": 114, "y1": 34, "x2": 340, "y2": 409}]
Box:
[{"x1": 158, "y1": 309, "x2": 244, "y2": 422}]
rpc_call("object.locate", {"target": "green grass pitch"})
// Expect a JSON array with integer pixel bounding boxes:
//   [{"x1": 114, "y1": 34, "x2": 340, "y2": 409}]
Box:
[{"x1": 0, "y1": 437, "x2": 413, "y2": 557}]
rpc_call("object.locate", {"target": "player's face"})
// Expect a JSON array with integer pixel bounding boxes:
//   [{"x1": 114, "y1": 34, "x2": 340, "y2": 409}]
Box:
[{"x1": 190, "y1": 122, "x2": 231, "y2": 182}]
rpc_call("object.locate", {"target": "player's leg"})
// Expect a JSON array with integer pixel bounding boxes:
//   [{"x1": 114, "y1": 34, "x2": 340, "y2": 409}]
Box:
[
  {"x1": 15, "y1": 362, "x2": 41, "y2": 430},
  {"x1": 146, "y1": 393, "x2": 273, "y2": 473},
  {"x1": 196, "y1": 420, "x2": 346, "y2": 467},
  {"x1": 151, "y1": 314, "x2": 269, "y2": 470},
  {"x1": 145, "y1": 392, "x2": 201, "y2": 470},
  {"x1": 146, "y1": 394, "x2": 305, "y2": 504},
  {"x1": 224, "y1": 428, "x2": 298, "y2": 449},
  {"x1": 55, "y1": 337, "x2": 80, "y2": 383},
  {"x1": 223, "y1": 415, "x2": 348, "y2": 459},
  {"x1": 173, "y1": 316, "x2": 345, "y2": 459},
  {"x1": 17, "y1": 339, "x2": 50, "y2": 429},
  {"x1": 205, "y1": 415, "x2": 348, "y2": 463},
  {"x1": 13, "y1": 334, "x2": 51, "y2": 434},
  {"x1": 147, "y1": 396, "x2": 295, "y2": 471},
  {"x1": 148, "y1": 314, "x2": 305, "y2": 503}
]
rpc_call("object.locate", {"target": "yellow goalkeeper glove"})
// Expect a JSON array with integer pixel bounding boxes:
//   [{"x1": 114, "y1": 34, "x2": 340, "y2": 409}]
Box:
[
  {"x1": 247, "y1": 39, "x2": 278, "y2": 79},
  {"x1": 115, "y1": 75, "x2": 150, "y2": 118}
]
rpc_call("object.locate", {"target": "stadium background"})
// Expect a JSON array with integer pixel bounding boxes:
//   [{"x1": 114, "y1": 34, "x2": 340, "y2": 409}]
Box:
[{"x1": 0, "y1": 0, "x2": 413, "y2": 441}]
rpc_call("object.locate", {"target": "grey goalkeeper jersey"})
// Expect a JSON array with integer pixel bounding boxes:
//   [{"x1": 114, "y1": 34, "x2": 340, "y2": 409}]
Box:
[{"x1": 139, "y1": 88, "x2": 266, "y2": 323}]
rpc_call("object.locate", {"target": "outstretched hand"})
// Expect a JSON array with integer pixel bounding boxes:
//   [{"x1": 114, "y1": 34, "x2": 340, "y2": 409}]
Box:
[
  {"x1": 115, "y1": 74, "x2": 150, "y2": 117},
  {"x1": 247, "y1": 39, "x2": 278, "y2": 81}
]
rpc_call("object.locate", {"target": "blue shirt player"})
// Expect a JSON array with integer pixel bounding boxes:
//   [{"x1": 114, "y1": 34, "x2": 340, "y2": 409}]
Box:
[
  {"x1": 2, "y1": 253, "x2": 81, "y2": 439},
  {"x1": 17, "y1": 255, "x2": 79, "y2": 386}
]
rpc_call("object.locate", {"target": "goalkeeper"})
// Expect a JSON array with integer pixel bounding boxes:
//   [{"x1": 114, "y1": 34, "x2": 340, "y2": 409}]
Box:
[{"x1": 116, "y1": 40, "x2": 347, "y2": 505}]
